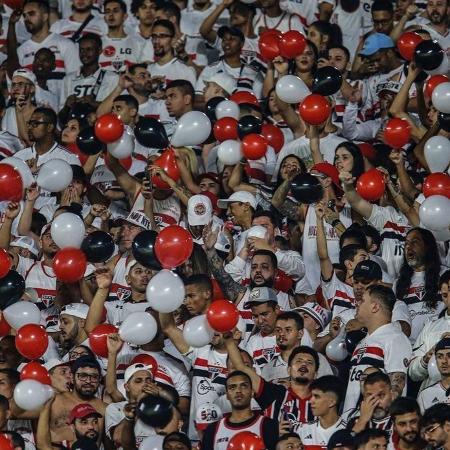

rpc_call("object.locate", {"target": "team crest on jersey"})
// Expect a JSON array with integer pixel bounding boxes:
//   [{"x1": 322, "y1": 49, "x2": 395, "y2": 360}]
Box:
[
  {"x1": 113, "y1": 59, "x2": 124, "y2": 71},
  {"x1": 41, "y1": 294, "x2": 55, "y2": 308},
  {"x1": 354, "y1": 347, "x2": 366, "y2": 363},
  {"x1": 104, "y1": 46, "x2": 116, "y2": 57},
  {"x1": 197, "y1": 379, "x2": 214, "y2": 395}
]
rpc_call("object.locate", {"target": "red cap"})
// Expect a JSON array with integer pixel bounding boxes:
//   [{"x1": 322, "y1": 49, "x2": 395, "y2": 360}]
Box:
[
  {"x1": 197, "y1": 172, "x2": 220, "y2": 185},
  {"x1": 68, "y1": 404, "x2": 102, "y2": 424},
  {"x1": 310, "y1": 162, "x2": 341, "y2": 189},
  {"x1": 358, "y1": 143, "x2": 376, "y2": 160},
  {"x1": 230, "y1": 91, "x2": 260, "y2": 107},
  {"x1": 200, "y1": 190, "x2": 219, "y2": 212}
]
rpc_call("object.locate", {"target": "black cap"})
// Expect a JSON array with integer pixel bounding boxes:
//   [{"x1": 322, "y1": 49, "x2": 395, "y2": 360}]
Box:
[
  {"x1": 435, "y1": 338, "x2": 450, "y2": 353},
  {"x1": 353, "y1": 260, "x2": 382, "y2": 281},
  {"x1": 71, "y1": 165, "x2": 88, "y2": 184},
  {"x1": 218, "y1": 26, "x2": 245, "y2": 42},
  {"x1": 327, "y1": 430, "x2": 355, "y2": 450}
]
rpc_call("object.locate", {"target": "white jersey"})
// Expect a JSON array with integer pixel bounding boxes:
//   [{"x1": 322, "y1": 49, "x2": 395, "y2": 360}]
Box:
[
  {"x1": 14, "y1": 255, "x2": 34, "y2": 280},
  {"x1": 18, "y1": 33, "x2": 81, "y2": 75},
  {"x1": 148, "y1": 58, "x2": 197, "y2": 90},
  {"x1": 138, "y1": 98, "x2": 170, "y2": 121},
  {"x1": 246, "y1": 333, "x2": 278, "y2": 374},
  {"x1": 246, "y1": 145, "x2": 277, "y2": 184},
  {"x1": 303, "y1": 203, "x2": 352, "y2": 290},
  {"x1": 295, "y1": 418, "x2": 347, "y2": 449},
  {"x1": 110, "y1": 255, "x2": 132, "y2": 302},
  {"x1": 0, "y1": 130, "x2": 23, "y2": 158},
  {"x1": 419, "y1": 23, "x2": 450, "y2": 57},
  {"x1": 418, "y1": 381, "x2": 450, "y2": 413},
  {"x1": 252, "y1": 11, "x2": 305, "y2": 35},
  {"x1": 105, "y1": 299, "x2": 152, "y2": 327},
  {"x1": 50, "y1": 16, "x2": 107, "y2": 38},
  {"x1": 24, "y1": 261, "x2": 56, "y2": 310},
  {"x1": 132, "y1": 191, "x2": 181, "y2": 228},
  {"x1": 321, "y1": 271, "x2": 355, "y2": 319},
  {"x1": 99, "y1": 35, "x2": 143, "y2": 72},
  {"x1": 184, "y1": 345, "x2": 228, "y2": 441},
  {"x1": 344, "y1": 323, "x2": 412, "y2": 415}
]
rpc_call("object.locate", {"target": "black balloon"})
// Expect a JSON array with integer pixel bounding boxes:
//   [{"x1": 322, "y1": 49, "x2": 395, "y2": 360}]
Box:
[
  {"x1": 76, "y1": 126, "x2": 105, "y2": 155},
  {"x1": 137, "y1": 395, "x2": 173, "y2": 428},
  {"x1": 312, "y1": 66, "x2": 343, "y2": 96},
  {"x1": 0, "y1": 271, "x2": 25, "y2": 310},
  {"x1": 81, "y1": 231, "x2": 115, "y2": 263},
  {"x1": 69, "y1": 103, "x2": 95, "y2": 124},
  {"x1": 237, "y1": 115, "x2": 262, "y2": 139},
  {"x1": 438, "y1": 112, "x2": 450, "y2": 132},
  {"x1": 345, "y1": 329, "x2": 367, "y2": 354},
  {"x1": 132, "y1": 230, "x2": 162, "y2": 270},
  {"x1": 402, "y1": 62, "x2": 428, "y2": 83},
  {"x1": 290, "y1": 173, "x2": 323, "y2": 204},
  {"x1": 205, "y1": 96, "x2": 226, "y2": 121},
  {"x1": 414, "y1": 40, "x2": 444, "y2": 71},
  {"x1": 135, "y1": 117, "x2": 169, "y2": 149}
]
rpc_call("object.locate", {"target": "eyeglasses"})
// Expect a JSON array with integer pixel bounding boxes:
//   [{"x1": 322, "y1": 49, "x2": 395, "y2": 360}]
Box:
[
  {"x1": 27, "y1": 120, "x2": 51, "y2": 128},
  {"x1": 422, "y1": 424, "x2": 441, "y2": 436},
  {"x1": 70, "y1": 350, "x2": 89, "y2": 359},
  {"x1": 76, "y1": 372, "x2": 100, "y2": 382},
  {"x1": 11, "y1": 82, "x2": 33, "y2": 89}
]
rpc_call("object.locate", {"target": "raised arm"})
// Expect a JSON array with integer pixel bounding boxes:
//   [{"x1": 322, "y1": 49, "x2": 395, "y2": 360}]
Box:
[
  {"x1": 339, "y1": 171, "x2": 374, "y2": 219},
  {"x1": 199, "y1": 0, "x2": 233, "y2": 43},
  {"x1": 105, "y1": 333, "x2": 126, "y2": 402},
  {"x1": 6, "y1": 10, "x2": 21, "y2": 78},
  {"x1": 84, "y1": 268, "x2": 112, "y2": 334},
  {"x1": 0, "y1": 202, "x2": 20, "y2": 249},
  {"x1": 315, "y1": 202, "x2": 333, "y2": 281},
  {"x1": 96, "y1": 72, "x2": 131, "y2": 117},
  {"x1": 159, "y1": 312, "x2": 190, "y2": 355},
  {"x1": 228, "y1": 161, "x2": 257, "y2": 194},
  {"x1": 17, "y1": 185, "x2": 40, "y2": 238},
  {"x1": 107, "y1": 155, "x2": 141, "y2": 203}
]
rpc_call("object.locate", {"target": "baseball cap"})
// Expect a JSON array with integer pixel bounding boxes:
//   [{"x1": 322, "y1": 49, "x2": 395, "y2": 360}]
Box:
[
  {"x1": 353, "y1": 260, "x2": 382, "y2": 281},
  {"x1": 217, "y1": 191, "x2": 257, "y2": 210},
  {"x1": 60, "y1": 303, "x2": 90, "y2": 320},
  {"x1": 10, "y1": 235, "x2": 39, "y2": 257},
  {"x1": 40, "y1": 223, "x2": 51, "y2": 238},
  {"x1": 376, "y1": 80, "x2": 401, "y2": 96},
  {"x1": 91, "y1": 165, "x2": 116, "y2": 184},
  {"x1": 118, "y1": 211, "x2": 151, "y2": 230},
  {"x1": 204, "y1": 73, "x2": 236, "y2": 96},
  {"x1": 68, "y1": 404, "x2": 102, "y2": 424},
  {"x1": 296, "y1": 302, "x2": 331, "y2": 331},
  {"x1": 201, "y1": 190, "x2": 219, "y2": 211},
  {"x1": 218, "y1": 26, "x2": 245, "y2": 42},
  {"x1": 435, "y1": 338, "x2": 450, "y2": 353},
  {"x1": 327, "y1": 429, "x2": 355, "y2": 450},
  {"x1": 359, "y1": 33, "x2": 394, "y2": 56},
  {"x1": 44, "y1": 359, "x2": 70, "y2": 371},
  {"x1": 243, "y1": 287, "x2": 278, "y2": 310},
  {"x1": 12, "y1": 68, "x2": 37, "y2": 85},
  {"x1": 310, "y1": 162, "x2": 341, "y2": 190},
  {"x1": 188, "y1": 195, "x2": 213, "y2": 226},
  {"x1": 124, "y1": 363, "x2": 153, "y2": 384},
  {"x1": 197, "y1": 172, "x2": 220, "y2": 185},
  {"x1": 195, "y1": 403, "x2": 223, "y2": 431}
]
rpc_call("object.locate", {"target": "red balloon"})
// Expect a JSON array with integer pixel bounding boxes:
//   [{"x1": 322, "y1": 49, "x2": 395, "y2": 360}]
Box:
[
  {"x1": 229, "y1": 91, "x2": 259, "y2": 107},
  {"x1": 89, "y1": 324, "x2": 118, "y2": 358},
  {"x1": 397, "y1": 32, "x2": 423, "y2": 61},
  {"x1": 299, "y1": 94, "x2": 331, "y2": 125},
  {"x1": 0, "y1": 315, "x2": 10, "y2": 337},
  {"x1": 214, "y1": 117, "x2": 238, "y2": 142},
  {"x1": 384, "y1": 118, "x2": 411, "y2": 148},
  {"x1": 66, "y1": 142, "x2": 88, "y2": 165},
  {"x1": 0, "y1": 249, "x2": 11, "y2": 279},
  {"x1": 206, "y1": 299, "x2": 240, "y2": 332},
  {"x1": 211, "y1": 279, "x2": 225, "y2": 300},
  {"x1": 425, "y1": 74, "x2": 450, "y2": 99},
  {"x1": 358, "y1": 142, "x2": 376, "y2": 160},
  {"x1": 53, "y1": 248, "x2": 87, "y2": 283},
  {"x1": 20, "y1": 361, "x2": 51, "y2": 385},
  {"x1": 423, "y1": 173, "x2": 450, "y2": 198},
  {"x1": 258, "y1": 30, "x2": 281, "y2": 61},
  {"x1": 0, "y1": 163, "x2": 23, "y2": 202},
  {"x1": 227, "y1": 431, "x2": 265, "y2": 450},
  {"x1": 15, "y1": 324, "x2": 48, "y2": 360},
  {"x1": 242, "y1": 134, "x2": 268, "y2": 160},
  {"x1": 356, "y1": 169, "x2": 386, "y2": 201},
  {"x1": 95, "y1": 113, "x2": 124, "y2": 144},
  {"x1": 279, "y1": 30, "x2": 307, "y2": 59},
  {"x1": 274, "y1": 270, "x2": 294, "y2": 293},
  {"x1": 261, "y1": 123, "x2": 284, "y2": 153},
  {"x1": 0, "y1": 434, "x2": 14, "y2": 450},
  {"x1": 104, "y1": 152, "x2": 133, "y2": 171},
  {"x1": 154, "y1": 225, "x2": 194, "y2": 269},
  {"x1": 4, "y1": 0, "x2": 24, "y2": 9},
  {"x1": 152, "y1": 148, "x2": 180, "y2": 189},
  {"x1": 131, "y1": 354, "x2": 159, "y2": 377}
]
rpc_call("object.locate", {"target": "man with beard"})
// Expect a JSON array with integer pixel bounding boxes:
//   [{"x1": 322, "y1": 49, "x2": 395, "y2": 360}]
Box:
[
  {"x1": 225, "y1": 334, "x2": 318, "y2": 430},
  {"x1": 348, "y1": 372, "x2": 394, "y2": 433},
  {"x1": 415, "y1": 0, "x2": 450, "y2": 52},
  {"x1": 390, "y1": 397, "x2": 426, "y2": 450},
  {"x1": 421, "y1": 403, "x2": 450, "y2": 450},
  {"x1": 417, "y1": 339, "x2": 450, "y2": 413},
  {"x1": 58, "y1": 303, "x2": 90, "y2": 356},
  {"x1": 201, "y1": 371, "x2": 279, "y2": 450}
]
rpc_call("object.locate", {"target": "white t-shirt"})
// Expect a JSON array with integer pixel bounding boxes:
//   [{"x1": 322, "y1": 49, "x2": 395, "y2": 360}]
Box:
[
  {"x1": 99, "y1": 35, "x2": 144, "y2": 72},
  {"x1": 253, "y1": 11, "x2": 305, "y2": 35},
  {"x1": 417, "y1": 381, "x2": 450, "y2": 413},
  {"x1": 50, "y1": 16, "x2": 108, "y2": 38},
  {"x1": 0, "y1": 130, "x2": 23, "y2": 158},
  {"x1": 148, "y1": 58, "x2": 197, "y2": 89}
]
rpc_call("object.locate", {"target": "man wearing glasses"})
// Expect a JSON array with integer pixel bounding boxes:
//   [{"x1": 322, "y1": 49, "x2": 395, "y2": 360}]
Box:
[{"x1": 421, "y1": 403, "x2": 450, "y2": 450}]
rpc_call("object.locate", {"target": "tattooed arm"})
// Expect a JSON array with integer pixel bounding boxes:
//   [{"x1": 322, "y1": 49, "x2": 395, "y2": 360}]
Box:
[
  {"x1": 389, "y1": 372, "x2": 406, "y2": 398},
  {"x1": 203, "y1": 224, "x2": 246, "y2": 303}
]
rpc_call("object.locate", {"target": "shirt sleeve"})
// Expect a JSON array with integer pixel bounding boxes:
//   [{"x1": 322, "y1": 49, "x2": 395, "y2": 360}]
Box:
[
  {"x1": 262, "y1": 417, "x2": 279, "y2": 450},
  {"x1": 342, "y1": 102, "x2": 379, "y2": 141},
  {"x1": 385, "y1": 334, "x2": 412, "y2": 374},
  {"x1": 254, "y1": 378, "x2": 286, "y2": 411},
  {"x1": 224, "y1": 256, "x2": 247, "y2": 282},
  {"x1": 275, "y1": 249, "x2": 305, "y2": 281},
  {"x1": 408, "y1": 322, "x2": 431, "y2": 381}
]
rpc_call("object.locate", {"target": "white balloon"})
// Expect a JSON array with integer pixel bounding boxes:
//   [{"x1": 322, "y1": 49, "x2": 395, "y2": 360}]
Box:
[
  {"x1": 431, "y1": 227, "x2": 450, "y2": 242},
  {"x1": 107, "y1": 127, "x2": 135, "y2": 159},
  {"x1": 325, "y1": 329, "x2": 348, "y2": 362},
  {"x1": 276, "y1": 75, "x2": 310, "y2": 104},
  {"x1": 217, "y1": 140, "x2": 242, "y2": 165},
  {"x1": 426, "y1": 56, "x2": 450, "y2": 77},
  {"x1": 146, "y1": 269, "x2": 185, "y2": 313},
  {"x1": 247, "y1": 225, "x2": 267, "y2": 239},
  {"x1": 37, "y1": 159, "x2": 73, "y2": 192},
  {"x1": 171, "y1": 111, "x2": 211, "y2": 147},
  {"x1": 428, "y1": 354, "x2": 441, "y2": 382},
  {"x1": 51, "y1": 212, "x2": 85, "y2": 249},
  {"x1": 2, "y1": 157, "x2": 33, "y2": 188},
  {"x1": 140, "y1": 436, "x2": 164, "y2": 450},
  {"x1": 119, "y1": 312, "x2": 158, "y2": 345},
  {"x1": 4, "y1": 301, "x2": 41, "y2": 329},
  {"x1": 14, "y1": 380, "x2": 53, "y2": 410},
  {"x1": 183, "y1": 315, "x2": 214, "y2": 348},
  {"x1": 424, "y1": 136, "x2": 450, "y2": 173},
  {"x1": 419, "y1": 195, "x2": 450, "y2": 231},
  {"x1": 216, "y1": 100, "x2": 240, "y2": 120},
  {"x1": 432, "y1": 81, "x2": 450, "y2": 113}
]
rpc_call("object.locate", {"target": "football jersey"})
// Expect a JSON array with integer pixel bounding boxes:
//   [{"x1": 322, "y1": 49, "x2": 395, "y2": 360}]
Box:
[
  {"x1": 147, "y1": 58, "x2": 197, "y2": 90},
  {"x1": 246, "y1": 333, "x2": 278, "y2": 374},
  {"x1": 99, "y1": 35, "x2": 143, "y2": 72},
  {"x1": 321, "y1": 271, "x2": 355, "y2": 319},
  {"x1": 0, "y1": 130, "x2": 23, "y2": 158},
  {"x1": 252, "y1": 11, "x2": 305, "y2": 35},
  {"x1": 50, "y1": 16, "x2": 107, "y2": 38},
  {"x1": 132, "y1": 191, "x2": 181, "y2": 228},
  {"x1": 295, "y1": 417, "x2": 347, "y2": 450},
  {"x1": 417, "y1": 381, "x2": 450, "y2": 413},
  {"x1": 105, "y1": 299, "x2": 152, "y2": 327},
  {"x1": 344, "y1": 323, "x2": 412, "y2": 415},
  {"x1": 110, "y1": 255, "x2": 132, "y2": 302},
  {"x1": 24, "y1": 262, "x2": 56, "y2": 310}
]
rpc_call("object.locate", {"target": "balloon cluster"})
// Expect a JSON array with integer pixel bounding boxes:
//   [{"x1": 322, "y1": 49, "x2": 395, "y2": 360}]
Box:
[{"x1": 258, "y1": 29, "x2": 306, "y2": 61}]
